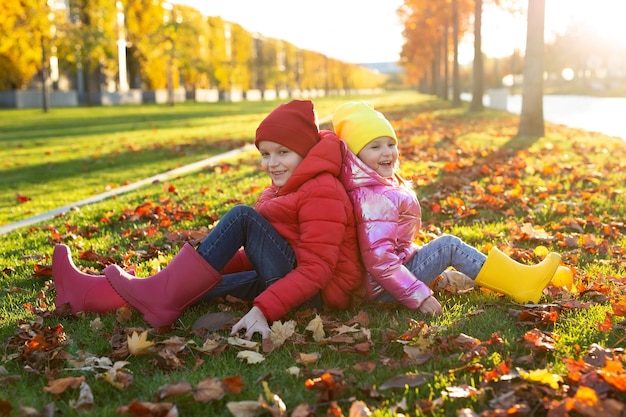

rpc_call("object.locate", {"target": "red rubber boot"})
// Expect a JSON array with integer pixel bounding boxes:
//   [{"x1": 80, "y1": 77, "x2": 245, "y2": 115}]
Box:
[
  {"x1": 52, "y1": 244, "x2": 128, "y2": 313},
  {"x1": 104, "y1": 243, "x2": 222, "y2": 327}
]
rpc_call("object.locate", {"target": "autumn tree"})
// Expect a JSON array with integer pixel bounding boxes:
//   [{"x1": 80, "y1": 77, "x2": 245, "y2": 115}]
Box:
[
  {"x1": 516, "y1": 0, "x2": 545, "y2": 138},
  {"x1": 125, "y1": 0, "x2": 171, "y2": 90},
  {"x1": 398, "y1": 0, "x2": 472, "y2": 101},
  {"x1": 468, "y1": 0, "x2": 484, "y2": 111},
  {"x1": 0, "y1": 0, "x2": 54, "y2": 90}
]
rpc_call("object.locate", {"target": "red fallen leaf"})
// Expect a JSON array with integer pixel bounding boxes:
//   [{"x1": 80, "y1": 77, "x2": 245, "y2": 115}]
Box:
[
  {"x1": 0, "y1": 399, "x2": 13, "y2": 416},
  {"x1": 598, "y1": 359, "x2": 626, "y2": 391},
  {"x1": 483, "y1": 360, "x2": 511, "y2": 382},
  {"x1": 117, "y1": 400, "x2": 177, "y2": 416},
  {"x1": 597, "y1": 312, "x2": 613, "y2": 332},
  {"x1": 222, "y1": 375, "x2": 245, "y2": 395},
  {"x1": 305, "y1": 372, "x2": 336, "y2": 392},
  {"x1": 32, "y1": 264, "x2": 52, "y2": 277},
  {"x1": 611, "y1": 295, "x2": 626, "y2": 317},
  {"x1": 563, "y1": 357, "x2": 588, "y2": 383},
  {"x1": 16, "y1": 193, "x2": 30, "y2": 203},
  {"x1": 521, "y1": 328, "x2": 557, "y2": 353}
]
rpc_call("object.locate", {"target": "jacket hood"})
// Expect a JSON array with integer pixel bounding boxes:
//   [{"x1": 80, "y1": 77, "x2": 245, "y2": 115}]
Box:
[
  {"x1": 338, "y1": 142, "x2": 397, "y2": 192},
  {"x1": 271, "y1": 130, "x2": 343, "y2": 195}
]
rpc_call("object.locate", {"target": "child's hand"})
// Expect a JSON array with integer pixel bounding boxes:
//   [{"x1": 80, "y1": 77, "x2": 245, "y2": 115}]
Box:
[
  {"x1": 419, "y1": 296, "x2": 442, "y2": 316},
  {"x1": 231, "y1": 306, "x2": 271, "y2": 340}
]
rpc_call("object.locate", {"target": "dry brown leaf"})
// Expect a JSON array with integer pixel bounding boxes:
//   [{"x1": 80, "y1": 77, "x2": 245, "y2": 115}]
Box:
[
  {"x1": 155, "y1": 381, "x2": 193, "y2": 400},
  {"x1": 226, "y1": 400, "x2": 262, "y2": 417},
  {"x1": 296, "y1": 352, "x2": 320, "y2": 366},
  {"x1": 43, "y1": 375, "x2": 85, "y2": 395},
  {"x1": 71, "y1": 381, "x2": 94, "y2": 411},
  {"x1": 349, "y1": 400, "x2": 372, "y2": 417},
  {"x1": 193, "y1": 377, "x2": 225, "y2": 402}
]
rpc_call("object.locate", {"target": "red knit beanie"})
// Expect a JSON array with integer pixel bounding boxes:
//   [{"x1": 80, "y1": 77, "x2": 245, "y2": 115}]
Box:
[{"x1": 255, "y1": 100, "x2": 320, "y2": 158}]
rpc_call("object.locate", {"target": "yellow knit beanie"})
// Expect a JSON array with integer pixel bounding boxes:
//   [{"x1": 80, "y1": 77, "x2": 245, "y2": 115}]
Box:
[{"x1": 332, "y1": 101, "x2": 397, "y2": 155}]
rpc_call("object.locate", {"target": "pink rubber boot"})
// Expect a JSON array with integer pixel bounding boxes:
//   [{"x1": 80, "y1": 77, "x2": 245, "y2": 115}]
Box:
[
  {"x1": 52, "y1": 244, "x2": 128, "y2": 313},
  {"x1": 104, "y1": 243, "x2": 222, "y2": 327}
]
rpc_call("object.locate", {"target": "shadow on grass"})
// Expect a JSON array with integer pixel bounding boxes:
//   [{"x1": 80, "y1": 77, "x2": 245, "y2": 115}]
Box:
[
  {"x1": 0, "y1": 101, "x2": 282, "y2": 142},
  {"x1": 0, "y1": 138, "x2": 251, "y2": 209}
]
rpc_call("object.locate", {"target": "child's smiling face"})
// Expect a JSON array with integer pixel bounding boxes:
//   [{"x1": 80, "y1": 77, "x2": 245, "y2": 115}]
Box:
[
  {"x1": 258, "y1": 140, "x2": 304, "y2": 187},
  {"x1": 356, "y1": 136, "x2": 398, "y2": 178}
]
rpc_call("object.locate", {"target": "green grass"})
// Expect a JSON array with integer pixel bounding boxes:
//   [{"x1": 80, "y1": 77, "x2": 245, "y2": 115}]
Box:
[
  {"x1": 0, "y1": 92, "x2": 428, "y2": 226},
  {"x1": 0, "y1": 90, "x2": 625, "y2": 416}
]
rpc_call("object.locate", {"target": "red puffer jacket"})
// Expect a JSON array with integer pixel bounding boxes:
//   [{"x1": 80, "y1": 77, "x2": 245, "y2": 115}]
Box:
[{"x1": 248, "y1": 130, "x2": 364, "y2": 322}]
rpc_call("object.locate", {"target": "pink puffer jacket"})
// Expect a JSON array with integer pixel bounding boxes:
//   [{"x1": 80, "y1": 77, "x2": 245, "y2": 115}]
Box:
[{"x1": 338, "y1": 143, "x2": 432, "y2": 309}]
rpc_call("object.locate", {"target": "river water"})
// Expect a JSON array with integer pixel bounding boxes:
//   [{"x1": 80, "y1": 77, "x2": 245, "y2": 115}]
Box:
[{"x1": 492, "y1": 94, "x2": 626, "y2": 141}]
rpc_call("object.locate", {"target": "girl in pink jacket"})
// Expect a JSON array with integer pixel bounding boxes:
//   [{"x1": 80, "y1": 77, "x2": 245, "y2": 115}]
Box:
[
  {"x1": 333, "y1": 101, "x2": 561, "y2": 316},
  {"x1": 52, "y1": 100, "x2": 363, "y2": 339}
]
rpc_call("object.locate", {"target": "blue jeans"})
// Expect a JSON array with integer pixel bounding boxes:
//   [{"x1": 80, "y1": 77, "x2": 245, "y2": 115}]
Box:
[
  {"x1": 377, "y1": 234, "x2": 486, "y2": 302},
  {"x1": 196, "y1": 205, "x2": 322, "y2": 308}
]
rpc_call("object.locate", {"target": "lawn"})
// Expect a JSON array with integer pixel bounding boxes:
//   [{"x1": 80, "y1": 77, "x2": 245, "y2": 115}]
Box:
[{"x1": 0, "y1": 90, "x2": 625, "y2": 416}]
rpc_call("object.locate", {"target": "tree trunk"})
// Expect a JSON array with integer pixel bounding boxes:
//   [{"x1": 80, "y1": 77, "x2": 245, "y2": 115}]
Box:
[
  {"x1": 469, "y1": 0, "x2": 484, "y2": 112},
  {"x1": 452, "y1": 0, "x2": 461, "y2": 107},
  {"x1": 516, "y1": 0, "x2": 546, "y2": 138},
  {"x1": 443, "y1": 25, "x2": 449, "y2": 101}
]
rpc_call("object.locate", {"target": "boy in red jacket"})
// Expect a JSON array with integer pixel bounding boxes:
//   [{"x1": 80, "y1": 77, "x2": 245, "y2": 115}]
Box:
[{"x1": 53, "y1": 100, "x2": 364, "y2": 339}]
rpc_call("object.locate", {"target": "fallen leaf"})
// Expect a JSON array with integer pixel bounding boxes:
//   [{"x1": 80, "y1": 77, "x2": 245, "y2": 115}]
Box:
[
  {"x1": 226, "y1": 400, "x2": 262, "y2": 417},
  {"x1": 43, "y1": 376, "x2": 85, "y2": 395},
  {"x1": 305, "y1": 314, "x2": 325, "y2": 341},
  {"x1": 71, "y1": 381, "x2": 94, "y2": 411},
  {"x1": 155, "y1": 381, "x2": 193, "y2": 400},
  {"x1": 518, "y1": 368, "x2": 563, "y2": 389},
  {"x1": 237, "y1": 350, "x2": 265, "y2": 364},
  {"x1": 127, "y1": 330, "x2": 155, "y2": 356},
  {"x1": 269, "y1": 320, "x2": 295, "y2": 347},
  {"x1": 193, "y1": 377, "x2": 225, "y2": 402}
]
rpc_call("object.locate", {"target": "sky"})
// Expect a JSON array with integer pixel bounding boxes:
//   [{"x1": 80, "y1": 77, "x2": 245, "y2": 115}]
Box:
[{"x1": 172, "y1": 0, "x2": 626, "y2": 65}]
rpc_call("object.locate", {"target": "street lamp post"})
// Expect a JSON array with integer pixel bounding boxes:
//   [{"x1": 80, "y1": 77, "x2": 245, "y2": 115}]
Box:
[
  {"x1": 116, "y1": 1, "x2": 129, "y2": 92},
  {"x1": 162, "y1": 1, "x2": 175, "y2": 106}
]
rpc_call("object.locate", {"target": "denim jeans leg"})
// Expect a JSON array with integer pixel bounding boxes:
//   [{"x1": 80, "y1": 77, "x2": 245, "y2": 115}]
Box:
[
  {"x1": 404, "y1": 234, "x2": 486, "y2": 285},
  {"x1": 196, "y1": 205, "x2": 296, "y2": 297},
  {"x1": 203, "y1": 271, "x2": 265, "y2": 301}
]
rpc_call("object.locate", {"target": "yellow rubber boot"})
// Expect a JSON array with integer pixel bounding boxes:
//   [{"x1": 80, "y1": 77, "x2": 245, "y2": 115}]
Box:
[{"x1": 475, "y1": 247, "x2": 561, "y2": 303}]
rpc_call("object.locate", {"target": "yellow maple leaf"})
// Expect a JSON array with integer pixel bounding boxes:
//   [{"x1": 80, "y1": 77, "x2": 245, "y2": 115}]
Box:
[
  {"x1": 518, "y1": 368, "x2": 563, "y2": 389},
  {"x1": 127, "y1": 330, "x2": 155, "y2": 356},
  {"x1": 305, "y1": 315, "x2": 325, "y2": 341}
]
